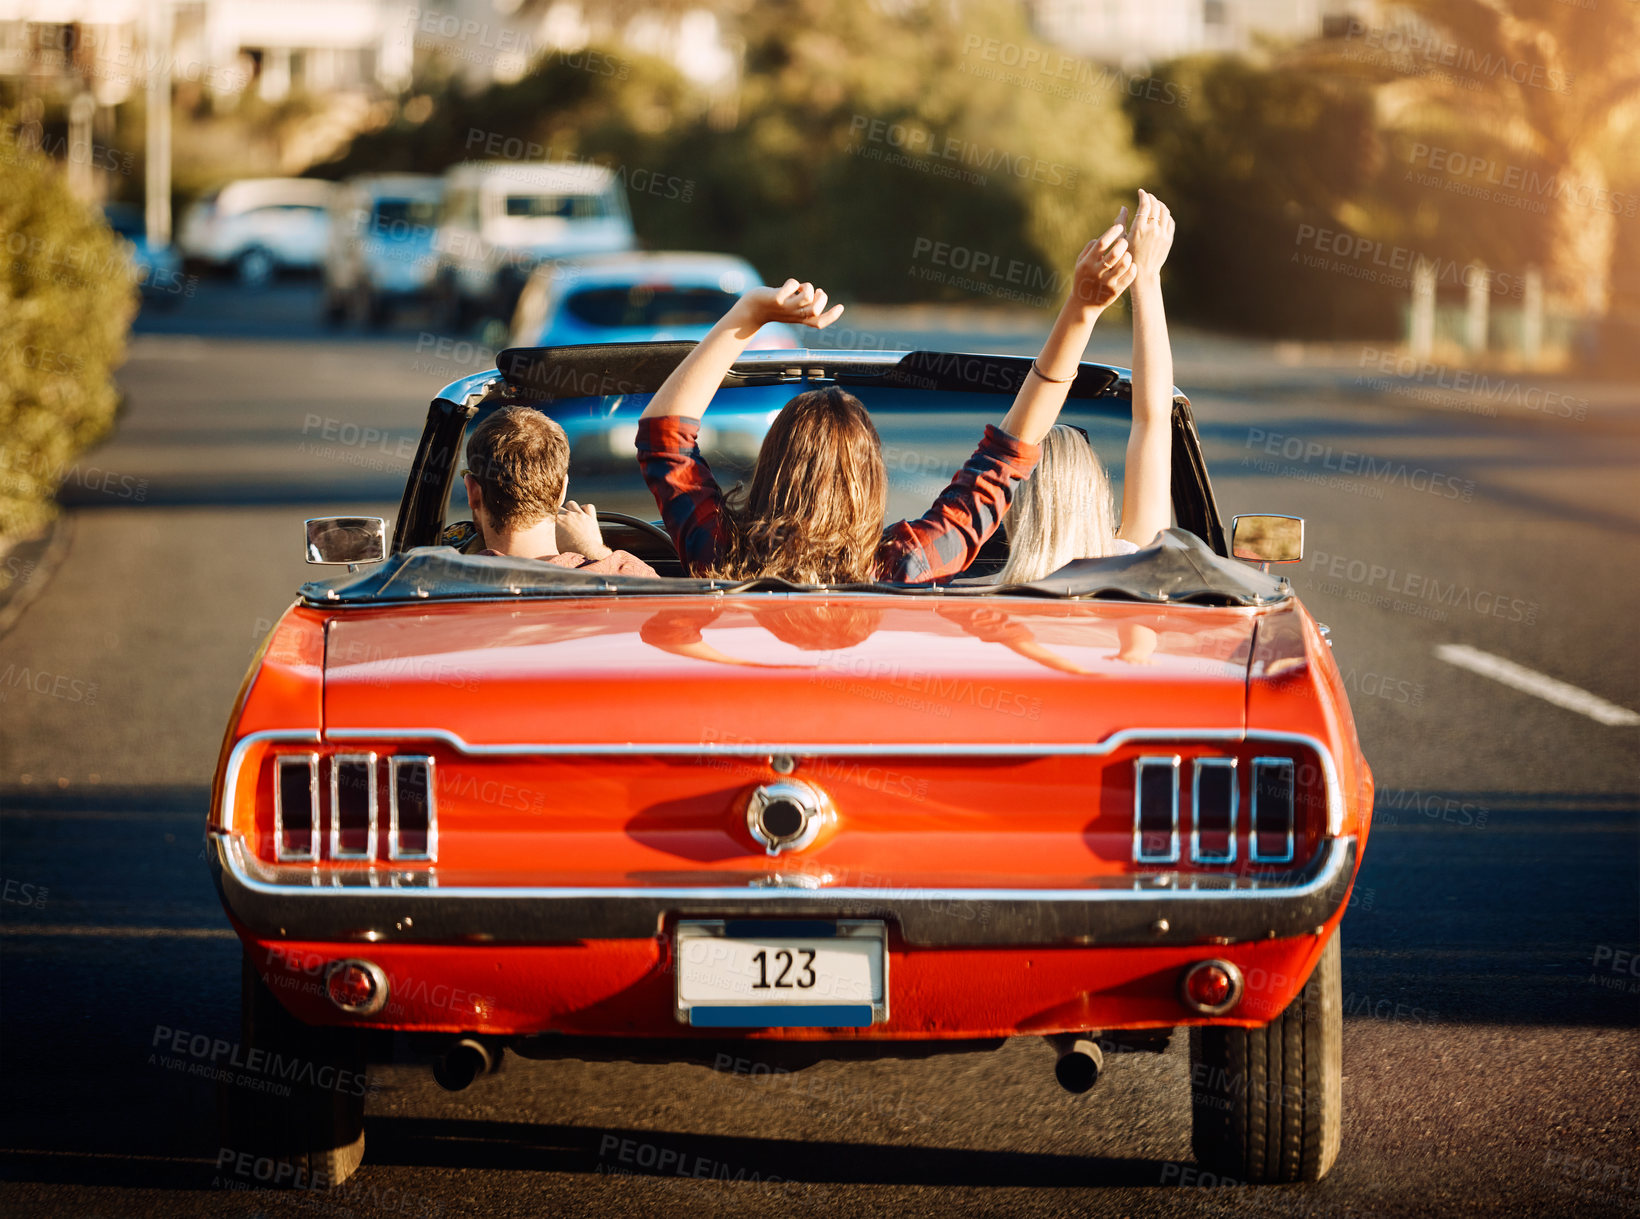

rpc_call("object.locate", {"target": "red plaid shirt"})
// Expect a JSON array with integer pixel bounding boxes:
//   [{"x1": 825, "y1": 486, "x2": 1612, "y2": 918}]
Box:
[{"x1": 636, "y1": 416, "x2": 1040, "y2": 583}]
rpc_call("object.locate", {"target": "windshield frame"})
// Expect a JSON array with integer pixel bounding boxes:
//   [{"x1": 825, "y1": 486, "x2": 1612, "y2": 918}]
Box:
[{"x1": 387, "y1": 346, "x2": 1227, "y2": 574}]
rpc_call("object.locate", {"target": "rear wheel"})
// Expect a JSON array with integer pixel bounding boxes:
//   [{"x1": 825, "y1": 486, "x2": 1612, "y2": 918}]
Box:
[
  {"x1": 1189, "y1": 933, "x2": 1342, "y2": 1183},
  {"x1": 219, "y1": 954, "x2": 367, "y2": 1189}
]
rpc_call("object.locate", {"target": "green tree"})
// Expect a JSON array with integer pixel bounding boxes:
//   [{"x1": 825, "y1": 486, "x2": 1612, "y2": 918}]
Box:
[
  {"x1": 0, "y1": 116, "x2": 137, "y2": 541},
  {"x1": 320, "y1": 0, "x2": 1146, "y2": 304},
  {"x1": 1301, "y1": 2, "x2": 1640, "y2": 317}
]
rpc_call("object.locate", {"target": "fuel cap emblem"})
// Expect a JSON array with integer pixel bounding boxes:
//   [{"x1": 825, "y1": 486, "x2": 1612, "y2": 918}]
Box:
[{"x1": 746, "y1": 779, "x2": 830, "y2": 855}]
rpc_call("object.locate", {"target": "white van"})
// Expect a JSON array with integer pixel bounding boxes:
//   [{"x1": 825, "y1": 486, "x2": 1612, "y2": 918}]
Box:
[
  {"x1": 177, "y1": 177, "x2": 335, "y2": 285},
  {"x1": 433, "y1": 161, "x2": 635, "y2": 328}
]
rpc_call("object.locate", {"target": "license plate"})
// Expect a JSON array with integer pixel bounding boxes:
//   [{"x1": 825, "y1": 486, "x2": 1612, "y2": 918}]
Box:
[{"x1": 674, "y1": 919, "x2": 888, "y2": 1028}]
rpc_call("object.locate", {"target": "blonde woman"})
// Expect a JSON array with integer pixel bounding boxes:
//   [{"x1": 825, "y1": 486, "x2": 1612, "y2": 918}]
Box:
[{"x1": 998, "y1": 189, "x2": 1176, "y2": 584}]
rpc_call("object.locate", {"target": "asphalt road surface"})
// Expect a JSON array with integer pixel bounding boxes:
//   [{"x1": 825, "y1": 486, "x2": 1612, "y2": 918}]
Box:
[{"x1": 2, "y1": 282, "x2": 1636, "y2": 1218}]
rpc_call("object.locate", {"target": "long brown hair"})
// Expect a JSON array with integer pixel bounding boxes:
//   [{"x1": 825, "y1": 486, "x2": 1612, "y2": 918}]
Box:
[{"x1": 712, "y1": 387, "x2": 888, "y2": 584}]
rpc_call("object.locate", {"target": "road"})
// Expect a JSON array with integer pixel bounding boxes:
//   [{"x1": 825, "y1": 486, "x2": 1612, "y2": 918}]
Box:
[{"x1": 2, "y1": 281, "x2": 1637, "y2": 1218}]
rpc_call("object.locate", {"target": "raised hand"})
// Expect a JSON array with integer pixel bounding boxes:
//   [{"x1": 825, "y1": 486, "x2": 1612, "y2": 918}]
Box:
[
  {"x1": 1127, "y1": 189, "x2": 1175, "y2": 282},
  {"x1": 1071, "y1": 209, "x2": 1137, "y2": 311},
  {"x1": 734, "y1": 279, "x2": 846, "y2": 331}
]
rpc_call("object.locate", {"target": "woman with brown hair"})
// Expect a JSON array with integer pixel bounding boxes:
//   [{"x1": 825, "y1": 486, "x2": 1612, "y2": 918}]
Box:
[{"x1": 635, "y1": 208, "x2": 1138, "y2": 584}]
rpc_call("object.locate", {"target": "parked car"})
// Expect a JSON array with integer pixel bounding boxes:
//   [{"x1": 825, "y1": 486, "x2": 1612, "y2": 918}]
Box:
[
  {"x1": 211, "y1": 343, "x2": 1371, "y2": 1190},
  {"x1": 433, "y1": 161, "x2": 634, "y2": 330},
  {"x1": 102, "y1": 203, "x2": 187, "y2": 307},
  {"x1": 322, "y1": 174, "x2": 444, "y2": 327},
  {"x1": 507, "y1": 251, "x2": 799, "y2": 467},
  {"x1": 177, "y1": 177, "x2": 334, "y2": 285}
]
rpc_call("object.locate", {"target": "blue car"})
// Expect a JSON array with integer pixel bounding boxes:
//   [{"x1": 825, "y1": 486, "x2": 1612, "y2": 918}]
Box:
[
  {"x1": 506, "y1": 252, "x2": 800, "y2": 468},
  {"x1": 508, "y1": 251, "x2": 800, "y2": 350},
  {"x1": 103, "y1": 204, "x2": 188, "y2": 308}
]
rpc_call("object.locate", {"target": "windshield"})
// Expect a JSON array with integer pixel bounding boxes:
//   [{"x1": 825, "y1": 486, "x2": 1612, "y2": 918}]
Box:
[
  {"x1": 505, "y1": 194, "x2": 609, "y2": 219},
  {"x1": 564, "y1": 285, "x2": 740, "y2": 330},
  {"x1": 373, "y1": 197, "x2": 441, "y2": 227}
]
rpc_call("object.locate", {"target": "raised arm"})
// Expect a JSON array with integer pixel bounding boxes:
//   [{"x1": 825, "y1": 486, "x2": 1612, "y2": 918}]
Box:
[
  {"x1": 998, "y1": 211, "x2": 1136, "y2": 444},
  {"x1": 640, "y1": 279, "x2": 845, "y2": 420},
  {"x1": 1116, "y1": 190, "x2": 1176, "y2": 549}
]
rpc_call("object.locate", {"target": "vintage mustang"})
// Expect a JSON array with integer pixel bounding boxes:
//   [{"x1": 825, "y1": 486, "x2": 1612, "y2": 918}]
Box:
[{"x1": 208, "y1": 343, "x2": 1371, "y2": 1189}]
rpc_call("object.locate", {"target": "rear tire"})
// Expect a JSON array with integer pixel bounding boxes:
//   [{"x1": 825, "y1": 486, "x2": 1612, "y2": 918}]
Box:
[
  {"x1": 219, "y1": 954, "x2": 367, "y2": 1189},
  {"x1": 1190, "y1": 933, "x2": 1342, "y2": 1183}
]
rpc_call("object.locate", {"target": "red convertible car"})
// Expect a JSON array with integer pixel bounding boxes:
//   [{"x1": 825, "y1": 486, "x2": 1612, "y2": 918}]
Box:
[{"x1": 209, "y1": 344, "x2": 1372, "y2": 1189}]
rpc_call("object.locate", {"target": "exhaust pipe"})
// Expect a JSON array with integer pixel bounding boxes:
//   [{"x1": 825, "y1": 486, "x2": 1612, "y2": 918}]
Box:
[
  {"x1": 1051, "y1": 1036, "x2": 1104, "y2": 1094},
  {"x1": 433, "y1": 1037, "x2": 501, "y2": 1092}
]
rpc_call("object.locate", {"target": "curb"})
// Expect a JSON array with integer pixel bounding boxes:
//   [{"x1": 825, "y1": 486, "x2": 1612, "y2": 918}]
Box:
[{"x1": 0, "y1": 514, "x2": 72, "y2": 642}]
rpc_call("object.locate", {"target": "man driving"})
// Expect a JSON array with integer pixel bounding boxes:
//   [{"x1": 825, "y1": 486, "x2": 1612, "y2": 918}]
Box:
[{"x1": 452, "y1": 405, "x2": 658, "y2": 576}]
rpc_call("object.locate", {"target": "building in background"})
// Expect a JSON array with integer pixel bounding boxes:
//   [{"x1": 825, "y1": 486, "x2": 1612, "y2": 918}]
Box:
[{"x1": 1025, "y1": 0, "x2": 1370, "y2": 71}]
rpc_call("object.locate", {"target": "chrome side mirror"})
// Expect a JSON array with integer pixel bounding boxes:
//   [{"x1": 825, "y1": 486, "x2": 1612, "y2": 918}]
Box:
[
  {"x1": 1231, "y1": 514, "x2": 1304, "y2": 565},
  {"x1": 305, "y1": 516, "x2": 387, "y2": 565}
]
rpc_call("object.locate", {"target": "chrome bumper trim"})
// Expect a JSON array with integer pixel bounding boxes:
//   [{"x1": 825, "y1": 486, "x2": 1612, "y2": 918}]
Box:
[{"x1": 208, "y1": 834, "x2": 1358, "y2": 949}]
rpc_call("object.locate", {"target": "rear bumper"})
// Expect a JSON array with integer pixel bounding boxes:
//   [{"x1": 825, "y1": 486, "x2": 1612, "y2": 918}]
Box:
[{"x1": 208, "y1": 833, "x2": 1357, "y2": 949}]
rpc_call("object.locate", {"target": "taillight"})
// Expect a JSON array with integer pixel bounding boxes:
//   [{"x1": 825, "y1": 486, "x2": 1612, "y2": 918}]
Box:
[
  {"x1": 1133, "y1": 756, "x2": 1181, "y2": 863},
  {"x1": 389, "y1": 756, "x2": 437, "y2": 860},
  {"x1": 273, "y1": 754, "x2": 318, "y2": 861},
  {"x1": 329, "y1": 753, "x2": 378, "y2": 859},
  {"x1": 1190, "y1": 758, "x2": 1238, "y2": 864},
  {"x1": 1251, "y1": 757, "x2": 1296, "y2": 863},
  {"x1": 264, "y1": 751, "x2": 435, "y2": 863}
]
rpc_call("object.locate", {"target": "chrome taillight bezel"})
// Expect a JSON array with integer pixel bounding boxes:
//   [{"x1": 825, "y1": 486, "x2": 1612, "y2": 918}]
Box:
[
  {"x1": 1132, "y1": 755, "x2": 1182, "y2": 864},
  {"x1": 272, "y1": 753, "x2": 320, "y2": 863},
  {"x1": 388, "y1": 755, "x2": 438, "y2": 862},
  {"x1": 1190, "y1": 756, "x2": 1239, "y2": 865},
  {"x1": 328, "y1": 752, "x2": 379, "y2": 860},
  {"x1": 1250, "y1": 756, "x2": 1297, "y2": 864}
]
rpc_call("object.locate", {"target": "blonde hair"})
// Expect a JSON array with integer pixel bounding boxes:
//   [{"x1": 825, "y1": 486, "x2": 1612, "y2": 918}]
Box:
[
  {"x1": 711, "y1": 387, "x2": 888, "y2": 584},
  {"x1": 998, "y1": 423, "x2": 1118, "y2": 583}
]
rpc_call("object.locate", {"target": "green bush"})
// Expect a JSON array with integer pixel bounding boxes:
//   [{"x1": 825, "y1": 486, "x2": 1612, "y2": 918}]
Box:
[{"x1": 0, "y1": 115, "x2": 137, "y2": 542}]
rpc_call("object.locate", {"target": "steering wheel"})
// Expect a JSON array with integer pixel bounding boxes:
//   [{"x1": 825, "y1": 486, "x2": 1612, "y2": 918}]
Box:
[{"x1": 596, "y1": 511, "x2": 676, "y2": 557}]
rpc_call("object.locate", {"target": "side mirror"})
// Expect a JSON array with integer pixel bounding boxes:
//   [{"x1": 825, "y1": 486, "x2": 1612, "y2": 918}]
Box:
[
  {"x1": 305, "y1": 516, "x2": 387, "y2": 565},
  {"x1": 1231, "y1": 514, "x2": 1304, "y2": 565}
]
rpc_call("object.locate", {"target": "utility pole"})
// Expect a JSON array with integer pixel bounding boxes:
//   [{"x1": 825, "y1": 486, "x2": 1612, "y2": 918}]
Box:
[
  {"x1": 144, "y1": 0, "x2": 172, "y2": 247},
  {"x1": 67, "y1": 91, "x2": 96, "y2": 200}
]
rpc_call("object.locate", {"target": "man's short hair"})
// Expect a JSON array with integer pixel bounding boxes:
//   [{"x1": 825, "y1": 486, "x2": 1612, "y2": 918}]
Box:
[{"x1": 465, "y1": 406, "x2": 570, "y2": 531}]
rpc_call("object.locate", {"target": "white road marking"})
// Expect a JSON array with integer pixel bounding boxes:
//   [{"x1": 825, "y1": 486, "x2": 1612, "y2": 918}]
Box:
[
  {"x1": 0, "y1": 926, "x2": 234, "y2": 939},
  {"x1": 1435, "y1": 644, "x2": 1640, "y2": 726}
]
